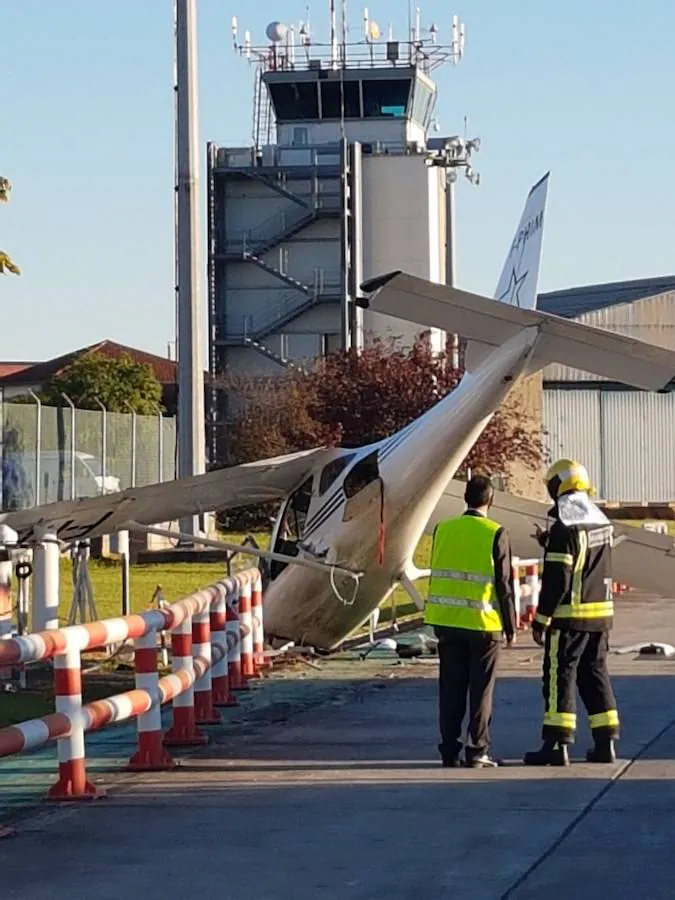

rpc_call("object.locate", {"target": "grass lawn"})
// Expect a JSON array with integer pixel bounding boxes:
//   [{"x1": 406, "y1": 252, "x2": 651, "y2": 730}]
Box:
[{"x1": 58, "y1": 532, "x2": 269, "y2": 623}]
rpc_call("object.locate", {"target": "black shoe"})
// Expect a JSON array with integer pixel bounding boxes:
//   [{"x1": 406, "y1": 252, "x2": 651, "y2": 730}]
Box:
[
  {"x1": 523, "y1": 742, "x2": 570, "y2": 767},
  {"x1": 465, "y1": 753, "x2": 500, "y2": 769},
  {"x1": 586, "y1": 740, "x2": 616, "y2": 763},
  {"x1": 441, "y1": 756, "x2": 462, "y2": 768}
]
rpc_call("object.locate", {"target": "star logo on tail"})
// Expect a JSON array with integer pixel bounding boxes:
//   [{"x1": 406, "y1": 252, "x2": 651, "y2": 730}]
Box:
[{"x1": 499, "y1": 267, "x2": 529, "y2": 307}]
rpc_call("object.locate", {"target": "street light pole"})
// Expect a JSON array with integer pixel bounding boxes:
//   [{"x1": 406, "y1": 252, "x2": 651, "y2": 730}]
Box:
[{"x1": 175, "y1": 0, "x2": 206, "y2": 543}]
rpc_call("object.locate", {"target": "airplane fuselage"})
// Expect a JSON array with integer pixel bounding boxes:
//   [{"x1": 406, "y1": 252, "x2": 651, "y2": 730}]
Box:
[{"x1": 263, "y1": 327, "x2": 540, "y2": 649}]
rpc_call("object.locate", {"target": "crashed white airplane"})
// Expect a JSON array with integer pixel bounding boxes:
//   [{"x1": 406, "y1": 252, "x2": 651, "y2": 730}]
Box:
[{"x1": 3, "y1": 173, "x2": 675, "y2": 650}]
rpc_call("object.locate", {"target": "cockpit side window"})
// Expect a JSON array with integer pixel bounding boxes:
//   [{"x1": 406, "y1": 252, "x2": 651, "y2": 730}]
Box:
[
  {"x1": 319, "y1": 454, "x2": 355, "y2": 496},
  {"x1": 279, "y1": 475, "x2": 313, "y2": 541},
  {"x1": 343, "y1": 450, "x2": 380, "y2": 499}
]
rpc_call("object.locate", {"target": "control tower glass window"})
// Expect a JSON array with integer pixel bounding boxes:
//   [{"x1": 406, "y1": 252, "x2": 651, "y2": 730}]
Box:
[
  {"x1": 268, "y1": 82, "x2": 319, "y2": 121},
  {"x1": 321, "y1": 80, "x2": 361, "y2": 119},
  {"x1": 362, "y1": 79, "x2": 411, "y2": 118}
]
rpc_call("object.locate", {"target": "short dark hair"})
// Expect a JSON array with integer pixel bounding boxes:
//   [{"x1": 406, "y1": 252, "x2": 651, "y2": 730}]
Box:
[{"x1": 464, "y1": 475, "x2": 494, "y2": 509}]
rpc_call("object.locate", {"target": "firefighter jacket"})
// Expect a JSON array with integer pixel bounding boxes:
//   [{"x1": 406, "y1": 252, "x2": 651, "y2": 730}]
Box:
[
  {"x1": 534, "y1": 507, "x2": 614, "y2": 633},
  {"x1": 425, "y1": 510, "x2": 516, "y2": 638}
]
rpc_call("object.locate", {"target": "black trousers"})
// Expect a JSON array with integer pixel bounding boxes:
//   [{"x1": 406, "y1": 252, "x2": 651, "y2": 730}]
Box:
[
  {"x1": 436, "y1": 627, "x2": 501, "y2": 760},
  {"x1": 542, "y1": 628, "x2": 620, "y2": 744}
]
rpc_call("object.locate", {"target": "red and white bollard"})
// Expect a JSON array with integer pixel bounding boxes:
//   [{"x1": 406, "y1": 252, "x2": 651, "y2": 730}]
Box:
[
  {"x1": 239, "y1": 575, "x2": 255, "y2": 681},
  {"x1": 227, "y1": 582, "x2": 244, "y2": 691},
  {"x1": 127, "y1": 627, "x2": 175, "y2": 771},
  {"x1": 192, "y1": 599, "x2": 220, "y2": 725},
  {"x1": 48, "y1": 644, "x2": 102, "y2": 801},
  {"x1": 512, "y1": 557, "x2": 522, "y2": 630},
  {"x1": 163, "y1": 613, "x2": 207, "y2": 747},
  {"x1": 251, "y1": 570, "x2": 268, "y2": 673},
  {"x1": 525, "y1": 563, "x2": 540, "y2": 622},
  {"x1": 211, "y1": 581, "x2": 237, "y2": 707}
]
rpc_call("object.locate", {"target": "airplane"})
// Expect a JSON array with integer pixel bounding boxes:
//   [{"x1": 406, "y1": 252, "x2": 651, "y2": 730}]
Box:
[{"x1": 4, "y1": 173, "x2": 675, "y2": 651}]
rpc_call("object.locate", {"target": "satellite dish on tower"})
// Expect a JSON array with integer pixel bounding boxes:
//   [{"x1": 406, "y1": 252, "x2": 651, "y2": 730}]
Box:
[{"x1": 266, "y1": 21, "x2": 289, "y2": 43}]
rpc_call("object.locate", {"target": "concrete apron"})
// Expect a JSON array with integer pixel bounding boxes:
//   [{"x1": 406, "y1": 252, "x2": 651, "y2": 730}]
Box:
[{"x1": 2, "y1": 593, "x2": 675, "y2": 900}]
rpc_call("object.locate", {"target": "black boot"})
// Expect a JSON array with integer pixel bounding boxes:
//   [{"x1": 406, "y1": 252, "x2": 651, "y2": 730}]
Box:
[
  {"x1": 586, "y1": 739, "x2": 616, "y2": 763},
  {"x1": 523, "y1": 741, "x2": 570, "y2": 767}
]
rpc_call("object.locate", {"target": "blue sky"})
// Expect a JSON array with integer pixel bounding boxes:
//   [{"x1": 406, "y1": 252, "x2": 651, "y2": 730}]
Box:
[{"x1": 3, "y1": 0, "x2": 675, "y2": 361}]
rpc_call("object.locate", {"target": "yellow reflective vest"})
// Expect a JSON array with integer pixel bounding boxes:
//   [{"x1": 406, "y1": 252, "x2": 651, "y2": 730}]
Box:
[{"x1": 425, "y1": 514, "x2": 504, "y2": 633}]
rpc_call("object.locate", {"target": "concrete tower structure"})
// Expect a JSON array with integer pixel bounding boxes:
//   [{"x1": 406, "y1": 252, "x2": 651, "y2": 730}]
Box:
[{"x1": 207, "y1": 9, "x2": 471, "y2": 461}]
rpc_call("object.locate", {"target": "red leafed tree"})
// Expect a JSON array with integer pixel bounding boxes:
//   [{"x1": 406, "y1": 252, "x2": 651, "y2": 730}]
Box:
[{"x1": 220, "y1": 331, "x2": 541, "y2": 481}]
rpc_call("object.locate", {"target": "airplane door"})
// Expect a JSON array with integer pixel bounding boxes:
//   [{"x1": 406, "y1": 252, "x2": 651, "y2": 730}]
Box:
[{"x1": 269, "y1": 475, "x2": 314, "y2": 581}]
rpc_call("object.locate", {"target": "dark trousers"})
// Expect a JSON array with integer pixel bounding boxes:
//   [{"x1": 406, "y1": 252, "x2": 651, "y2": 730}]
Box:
[
  {"x1": 542, "y1": 628, "x2": 619, "y2": 745},
  {"x1": 436, "y1": 627, "x2": 501, "y2": 760}
]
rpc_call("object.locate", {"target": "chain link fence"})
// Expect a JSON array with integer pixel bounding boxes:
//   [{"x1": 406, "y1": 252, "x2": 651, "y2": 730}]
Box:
[{"x1": 0, "y1": 400, "x2": 176, "y2": 511}]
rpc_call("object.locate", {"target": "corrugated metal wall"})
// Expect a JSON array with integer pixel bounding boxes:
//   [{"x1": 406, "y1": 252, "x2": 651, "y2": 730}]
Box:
[
  {"x1": 543, "y1": 389, "x2": 675, "y2": 501},
  {"x1": 544, "y1": 291, "x2": 675, "y2": 382}
]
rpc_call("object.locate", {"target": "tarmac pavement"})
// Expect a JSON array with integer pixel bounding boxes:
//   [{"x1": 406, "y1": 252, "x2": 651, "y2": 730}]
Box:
[{"x1": 2, "y1": 592, "x2": 675, "y2": 899}]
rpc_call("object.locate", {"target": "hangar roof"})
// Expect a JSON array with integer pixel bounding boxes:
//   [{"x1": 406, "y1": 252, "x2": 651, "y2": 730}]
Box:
[{"x1": 537, "y1": 275, "x2": 675, "y2": 318}]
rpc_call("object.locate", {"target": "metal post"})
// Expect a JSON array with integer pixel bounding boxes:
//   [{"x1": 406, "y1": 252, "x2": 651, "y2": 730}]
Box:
[
  {"x1": 445, "y1": 174, "x2": 460, "y2": 369},
  {"x1": 94, "y1": 398, "x2": 107, "y2": 494},
  {"x1": 27, "y1": 390, "x2": 42, "y2": 507},
  {"x1": 61, "y1": 393, "x2": 76, "y2": 501},
  {"x1": 33, "y1": 527, "x2": 59, "y2": 632},
  {"x1": 155, "y1": 404, "x2": 164, "y2": 483},
  {"x1": 117, "y1": 529, "x2": 131, "y2": 617},
  {"x1": 124, "y1": 401, "x2": 137, "y2": 488},
  {"x1": 175, "y1": 0, "x2": 206, "y2": 542}
]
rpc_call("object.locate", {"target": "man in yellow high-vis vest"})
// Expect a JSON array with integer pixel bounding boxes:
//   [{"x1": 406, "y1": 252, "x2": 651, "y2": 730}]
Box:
[{"x1": 426, "y1": 475, "x2": 517, "y2": 768}]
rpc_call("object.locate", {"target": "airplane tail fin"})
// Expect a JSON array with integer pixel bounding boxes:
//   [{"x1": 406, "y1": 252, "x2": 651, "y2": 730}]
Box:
[
  {"x1": 492, "y1": 173, "x2": 549, "y2": 310},
  {"x1": 357, "y1": 272, "x2": 675, "y2": 392}
]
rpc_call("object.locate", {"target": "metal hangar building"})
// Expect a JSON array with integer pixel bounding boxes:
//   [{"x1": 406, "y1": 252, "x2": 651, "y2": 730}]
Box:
[{"x1": 539, "y1": 275, "x2": 675, "y2": 503}]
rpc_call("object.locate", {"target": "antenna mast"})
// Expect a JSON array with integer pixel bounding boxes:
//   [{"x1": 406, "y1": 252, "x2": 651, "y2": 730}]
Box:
[{"x1": 329, "y1": 0, "x2": 338, "y2": 68}]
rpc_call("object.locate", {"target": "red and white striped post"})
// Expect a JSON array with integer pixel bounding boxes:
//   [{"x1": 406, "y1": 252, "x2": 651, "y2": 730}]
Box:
[
  {"x1": 525, "y1": 563, "x2": 540, "y2": 623},
  {"x1": 48, "y1": 644, "x2": 102, "y2": 801},
  {"x1": 227, "y1": 582, "x2": 244, "y2": 691},
  {"x1": 192, "y1": 598, "x2": 220, "y2": 725},
  {"x1": 251, "y1": 570, "x2": 268, "y2": 673},
  {"x1": 211, "y1": 581, "x2": 237, "y2": 707},
  {"x1": 239, "y1": 575, "x2": 255, "y2": 681},
  {"x1": 163, "y1": 613, "x2": 207, "y2": 747},
  {"x1": 127, "y1": 627, "x2": 175, "y2": 771},
  {"x1": 512, "y1": 558, "x2": 522, "y2": 630}
]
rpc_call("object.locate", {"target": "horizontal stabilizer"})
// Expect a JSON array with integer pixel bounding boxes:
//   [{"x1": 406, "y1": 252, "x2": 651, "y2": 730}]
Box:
[
  {"x1": 359, "y1": 272, "x2": 675, "y2": 391},
  {"x1": 428, "y1": 481, "x2": 675, "y2": 599}
]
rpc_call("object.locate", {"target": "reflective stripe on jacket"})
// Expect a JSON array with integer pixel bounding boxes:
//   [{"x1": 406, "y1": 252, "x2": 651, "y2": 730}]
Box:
[
  {"x1": 534, "y1": 520, "x2": 614, "y2": 632},
  {"x1": 425, "y1": 515, "x2": 504, "y2": 633}
]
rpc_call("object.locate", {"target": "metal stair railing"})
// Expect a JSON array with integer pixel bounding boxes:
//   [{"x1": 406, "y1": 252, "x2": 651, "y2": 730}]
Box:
[
  {"x1": 224, "y1": 192, "x2": 342, "y2": 258},
  {"x1": 225, "y1": 269, "x2": 343, "y2": 341}
]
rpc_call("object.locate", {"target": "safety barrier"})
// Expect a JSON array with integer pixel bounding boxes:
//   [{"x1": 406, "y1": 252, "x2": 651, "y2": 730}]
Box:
[
  {"x1": 0, "y1": 568, "x2": 264, "y2": 801},
  {"x1": 512, "y1": 557, "x2": 541, "y2": 629}
]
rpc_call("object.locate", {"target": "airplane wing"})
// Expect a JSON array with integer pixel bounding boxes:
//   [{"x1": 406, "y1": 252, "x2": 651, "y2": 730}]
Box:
[
  {"x1": 359, "y1": 272, "x2": 675, "y2": 390},
  {"x1": 0, "y1": 447, "x2": 333, "y2": 544},
  {"x1": 428, "y1": 481, "x2": 675, "y2": 598}
]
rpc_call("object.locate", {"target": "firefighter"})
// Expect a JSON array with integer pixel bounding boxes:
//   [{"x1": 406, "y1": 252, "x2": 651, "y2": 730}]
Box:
[
  {"x1": 426, "y1": 474, "x2": 517, "y2": 769},
  {"x1": 524, "y1": 458, "x2": 620, "y2": 766}
]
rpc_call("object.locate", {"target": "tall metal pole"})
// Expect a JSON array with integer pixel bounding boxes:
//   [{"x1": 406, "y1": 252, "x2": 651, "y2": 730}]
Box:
[
  {"x1": 175, "y1": 0, "x2": 206, "y2": 542},
  {"x1": 445, "y1": 175, "x2": 460, "y2": 369}
]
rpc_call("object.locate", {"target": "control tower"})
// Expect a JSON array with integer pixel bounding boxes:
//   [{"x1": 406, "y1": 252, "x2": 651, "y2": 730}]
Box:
[{"x1": 207, "y1": 7, "x2": 478, "y2": 458}]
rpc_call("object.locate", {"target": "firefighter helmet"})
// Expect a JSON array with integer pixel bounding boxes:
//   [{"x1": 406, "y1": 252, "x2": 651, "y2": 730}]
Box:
[{"x1": 545, "y1": 458, "x2": 591, "y2": 501}]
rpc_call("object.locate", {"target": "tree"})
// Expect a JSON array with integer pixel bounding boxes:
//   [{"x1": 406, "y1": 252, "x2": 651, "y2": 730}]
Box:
[
  {"x1": 41, "y1": 352, "x2": 164, "y2": 414},
  {"x1": 0, "y1": 177, "x2": 20, "y2": 276},
  {"x1": 220, "y1": 332, "x2": 542, "y2": 483}
]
